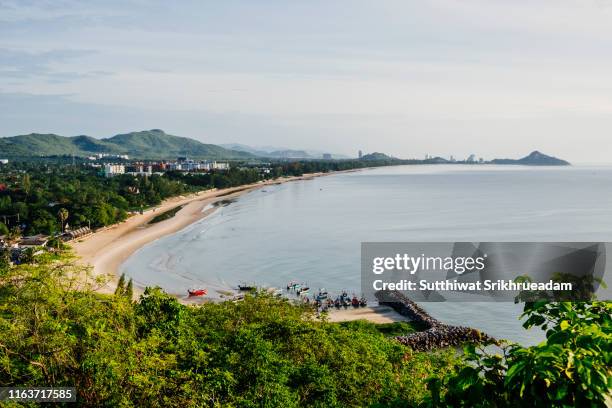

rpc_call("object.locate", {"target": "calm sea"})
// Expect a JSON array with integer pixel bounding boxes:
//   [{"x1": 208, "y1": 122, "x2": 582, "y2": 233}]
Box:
[{"x1": 120, "y1": 164, "x2": 612, "y2": 345}]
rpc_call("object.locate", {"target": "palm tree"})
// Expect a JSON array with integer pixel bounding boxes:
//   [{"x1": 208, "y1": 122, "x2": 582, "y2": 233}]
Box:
[{"x1": 57, "y1": 208, "x2": 69, "y2": 233}]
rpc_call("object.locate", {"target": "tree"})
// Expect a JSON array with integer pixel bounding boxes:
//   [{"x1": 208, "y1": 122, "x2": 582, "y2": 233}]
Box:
[
  {"x1": 0, "y1": 221, "x2": 9, "y2": 236},
  {"x1": 425, "y1": 300, "x2": 612, "y2": 407},
  {"x1": 0, "y1": 248, "x2": 10, "y2": 275},
  {"x1": 125, "y1": 278, "x2": 134, "y2": 300},
  {"x1": 57, "y1": 208, "x2": 69, "y2": 233},
  {"x1": 21, "y1": 173, "x2": 31, "y2": 196},
  {"x1": 114, "y1": 273, "x2": 126, "y2": 295}
]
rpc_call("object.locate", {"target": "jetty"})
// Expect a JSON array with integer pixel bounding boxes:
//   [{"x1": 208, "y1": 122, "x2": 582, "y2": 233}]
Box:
[{"x1": 375, "y1": 290, "x2": 497, "y2": 351}]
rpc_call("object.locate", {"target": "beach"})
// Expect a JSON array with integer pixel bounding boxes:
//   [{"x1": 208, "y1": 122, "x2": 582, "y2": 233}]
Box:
[
  {"x1": 71, "y1": 168, "x2": 401, "y2": 323},
  {"x1": 72, "y1": 173, "x2": 327, "y2": 294}
]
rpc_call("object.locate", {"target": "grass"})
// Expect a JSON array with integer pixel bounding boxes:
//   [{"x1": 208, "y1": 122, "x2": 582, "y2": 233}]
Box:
[
  {"x1": 336, "y1": 320, "x2": 428, "y2": 337},
  {"x1": 149, "y1": 205, "x2": 184, "y2": 224}
]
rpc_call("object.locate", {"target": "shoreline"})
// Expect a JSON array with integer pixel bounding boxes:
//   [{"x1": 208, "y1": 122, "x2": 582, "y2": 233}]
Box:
[
  {"x1": 72, "y1": 171, "x2": 355, "y2": 295},
  {"x1": 72, "y1": 167, "x2": 409, "y2": 324}
]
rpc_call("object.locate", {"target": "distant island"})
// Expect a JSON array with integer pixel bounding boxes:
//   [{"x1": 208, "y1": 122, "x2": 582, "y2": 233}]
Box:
[
  {"x1": 490, "y1": 150, "x2": 570, "y2": 166},
  {"x1": 358, "y1": 150, "x2": 570, "y2": 166}
]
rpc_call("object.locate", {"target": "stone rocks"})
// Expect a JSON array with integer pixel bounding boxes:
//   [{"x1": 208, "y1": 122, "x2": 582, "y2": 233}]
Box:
[{"x1": 375, "y1": 290, "x2": 497, "y2": 351}]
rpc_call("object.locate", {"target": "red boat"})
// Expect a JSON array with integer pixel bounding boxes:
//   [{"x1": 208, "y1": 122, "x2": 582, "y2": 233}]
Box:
[{"x1": 188, "y1": 288, "x2": 207, "y2": 297}]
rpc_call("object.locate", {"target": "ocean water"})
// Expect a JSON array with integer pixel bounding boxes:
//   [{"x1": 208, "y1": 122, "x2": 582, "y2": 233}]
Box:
[{"x1": 120, "y1": 165, "x2": 612, "y2": 345}]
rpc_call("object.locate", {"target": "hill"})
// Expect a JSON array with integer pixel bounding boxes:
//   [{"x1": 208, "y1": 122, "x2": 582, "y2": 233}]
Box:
[
  {"x1": 359, "y1": 152, "x2": 395, "y2": 161},
  {"x1": 492, "y1": 151, "x2": 570, "y2": 166},
  {"x1": 220, "y1": 143, "x2": 349, "y2": 159},
  {"x1": 0, "y1": 130, "x2": 253, "y2": 160}
]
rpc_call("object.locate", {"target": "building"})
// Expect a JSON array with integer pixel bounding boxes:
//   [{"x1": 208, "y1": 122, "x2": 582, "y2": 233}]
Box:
[
  {"x1": 466, "y1": 154, "x2": 476, "y2": 163},
  {"x1": 358, "y1": 150, "x2": 363, "y2": 159},
  {"x1": 19, "y1": 234, "x2": 49, "y2": 248},
  {"x1": 322, "y1": 153, "x2": 332, "y2": 160},
  {"x1": 126, "y1": 165, "x2": 153, "y2": 176},
  {"x1": 104, "y1": 164, "x2": 125, "y2": 177}
]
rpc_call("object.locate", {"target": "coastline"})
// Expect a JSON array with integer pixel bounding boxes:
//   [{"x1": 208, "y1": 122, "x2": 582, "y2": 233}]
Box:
[
  {"x1": 71, "y1": 166, "x2": 411, "y2": 324},
  {"x1": 72, "y1": 171, "x2": 352, "y2": 295}
]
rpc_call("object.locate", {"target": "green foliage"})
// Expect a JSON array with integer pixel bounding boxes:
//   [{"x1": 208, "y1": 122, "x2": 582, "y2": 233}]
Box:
[
  {"x1": 0, "y1": 260, "x2": 457, "y2": 407},
  {"x1": 125, "y1": 278, "x2": 134, "y2": 300},
  {"x1": 149, "y1": 205, "x2": 183, "y2": 224},
  {"x1": 424, "y1": 301, "x2": 612, "y2": 407},
  {"x1": 0, "y1": 165, "x2": 191, "y2": 234},
  {"x1": 115, "y1": 273, "x2": 126, "y2": 295},
  {"x1": 0, "y1": 130, "x2": 253, "y2": 160}
]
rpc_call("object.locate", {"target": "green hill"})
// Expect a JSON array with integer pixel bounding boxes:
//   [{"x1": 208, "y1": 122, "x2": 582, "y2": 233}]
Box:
[
  {"x1": 0, "y1": 129, "x2": 254, "y2": 160},
  {"x1": 359, "y1": 152, "x2": 395, "y2": 161},
  {"x1": 491, "y1": 150, "x2": 570, "y2": 166}
]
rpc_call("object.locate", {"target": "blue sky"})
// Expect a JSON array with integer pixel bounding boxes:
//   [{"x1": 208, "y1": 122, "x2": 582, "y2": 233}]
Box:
[{"x1": 1, "y1": 0, "x2": 612, "y2": 162}]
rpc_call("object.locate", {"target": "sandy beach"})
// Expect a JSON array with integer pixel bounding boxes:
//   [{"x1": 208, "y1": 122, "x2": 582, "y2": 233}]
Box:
[
  {"x1": 326, "y1": 305, "x2": 407, "y2": 323},
  {"x1": 72, "y1": 173, "x2": 327, "y2": 294},
  {"x1": 71, "y1": 168, "x2": 399, "y2": 324}
]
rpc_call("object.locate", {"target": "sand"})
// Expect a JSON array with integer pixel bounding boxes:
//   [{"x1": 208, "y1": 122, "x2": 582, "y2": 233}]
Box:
[
  {"x1": 71, "y1": 174, "x2": 327, "y2": 294},
  {"x1": 325, "y1": 305, "x2": 407, "y2": 323}
]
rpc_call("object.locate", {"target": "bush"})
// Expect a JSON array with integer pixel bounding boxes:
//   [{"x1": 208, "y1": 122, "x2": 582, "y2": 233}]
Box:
[{"x1": 424, "y1": 301, "x2": 612, "y2": 407}]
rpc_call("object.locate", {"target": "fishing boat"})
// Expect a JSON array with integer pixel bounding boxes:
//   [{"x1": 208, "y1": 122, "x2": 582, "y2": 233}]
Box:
[
  {"x1": 334, "y1": 296, "x2": 342, "y2": 308},
  {"x1": 315, "y1": 289, "x2": 328, "y2": 302},
  {"x1": 359, "y1": 296, "x2": 367, "y2": 307},
  {"x1": 238, "y1": 282, "x2": 256, "y2": 291},
  {"x1": 351, "y1": 295, "x2": 360, "y2": 308},
  {"x1": 188, "y1": 288, "x2": 207, "y2": 297},
  {"x1": 297, "y1": 286, "x2": 309, "y2": 295}
]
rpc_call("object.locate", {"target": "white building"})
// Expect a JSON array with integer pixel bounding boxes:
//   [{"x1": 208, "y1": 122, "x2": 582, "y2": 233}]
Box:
[{"x1": 104, "y1": 164, "x2": 125, "y2": 177}]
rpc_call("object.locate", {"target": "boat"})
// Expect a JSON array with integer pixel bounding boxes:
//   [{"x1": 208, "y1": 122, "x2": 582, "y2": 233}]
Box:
[
  {"x1": 297, "y1": 286, "x2": 309, "y2": 295},
  {"x1": 351, "y1": 295, "x2": 360, "y2": 308},
  {"x1": 359, "y1": 296, "x2": 367, "y2": 307},
  {"x1": 315, "y1": 288, "x2": 328, "y2": 301},
  {"x1": 287, "y1": 281, "x2": 301, "y2": 291},
  {"x1": 238, "y1": 283, "x2": 256, "y2": 291},
  {"x1": 188, "y1": 288, "x2": 207, "y2": 297},
  {"x1": 334, "y1": 296, "x2": 342, "y2": 308}
]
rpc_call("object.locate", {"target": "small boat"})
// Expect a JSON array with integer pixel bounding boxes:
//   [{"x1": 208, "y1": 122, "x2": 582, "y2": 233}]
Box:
[
  {"x1": 351, "y1": 296, "x2": 360, "y2": 308},
  {"x1": 359, "y1": 296, "x2": 367, "y2": 307},
  {"x1": 316, "y1": 288, "x2": 328, "y2": 301},
  {"x1": 334, "y1": 296, "x2": 342, "y2": 308},
  {"x1": 188, "y1": 288, "x2": 207, "y2": 297},
  {"x1": 238, "y1": 283, "x2": 256, "y2": 291},
  {"x1": 297, "y1": 286, "x2": 309, "y2": 295}
]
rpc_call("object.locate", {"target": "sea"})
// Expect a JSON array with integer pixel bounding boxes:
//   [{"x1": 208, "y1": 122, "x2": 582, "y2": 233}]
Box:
[{"x1": 120, "y1": 164, "x2": 612, "y2": 345}]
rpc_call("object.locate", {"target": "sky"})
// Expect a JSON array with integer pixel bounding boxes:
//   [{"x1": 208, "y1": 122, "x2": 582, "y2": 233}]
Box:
[{"x1": 1, "y1": 0, "x2": 612, "y2": 162}]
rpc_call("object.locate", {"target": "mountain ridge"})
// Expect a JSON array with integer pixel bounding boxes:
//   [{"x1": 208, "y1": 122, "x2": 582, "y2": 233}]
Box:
[{"x1": 0, "y1": 130, "x2": 254, "y2": 159}]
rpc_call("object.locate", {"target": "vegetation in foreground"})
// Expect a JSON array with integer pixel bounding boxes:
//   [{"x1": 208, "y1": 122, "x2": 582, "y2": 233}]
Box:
[
  {"x1": 0, "y1": 252, "x2": 455, "y2": 407},
  {"x1": 0, "y1": 251, "x2": 610, "y2": 407}
]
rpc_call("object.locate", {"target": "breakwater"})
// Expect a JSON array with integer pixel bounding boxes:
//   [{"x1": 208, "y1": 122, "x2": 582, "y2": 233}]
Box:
[{"x1": 375, "y1": 290, "x2": 497, "y2": 351}]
